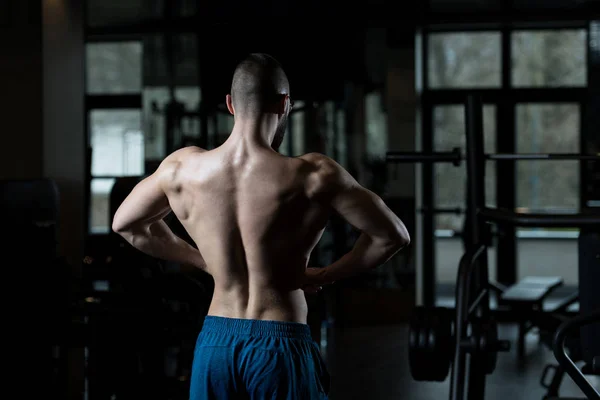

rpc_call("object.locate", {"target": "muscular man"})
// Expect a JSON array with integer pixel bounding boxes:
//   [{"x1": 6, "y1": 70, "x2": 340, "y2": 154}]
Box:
[{"x1": 112, "y1": 53, "x2": 410, "y2": 399}]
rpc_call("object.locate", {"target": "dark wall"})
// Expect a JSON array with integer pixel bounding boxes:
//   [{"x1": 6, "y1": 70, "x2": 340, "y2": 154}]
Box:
[
  {"x1": 198, "y1": 25, "x2": 367, "y2": 105},
  {"x1": 43, "y1": 0, "x2": 86, "y2": 270},
  {"x1": 0, "y1": 0, "x2": 86, "y2": 272},
  {"x1": 0, "y1": 1, "x2": 43, "y2": 179}
]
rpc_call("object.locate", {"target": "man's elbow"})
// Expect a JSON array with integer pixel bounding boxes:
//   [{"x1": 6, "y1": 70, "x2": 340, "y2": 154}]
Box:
[
  {"x1": 111, "y1": 216, "x2": 130, "y2": 236},
  {"x1": 391, "y1": 225, "x2": 410, "y2": 250},
  {"x1": 112, "y1": 223, "x2": 126, "y2": 237}
]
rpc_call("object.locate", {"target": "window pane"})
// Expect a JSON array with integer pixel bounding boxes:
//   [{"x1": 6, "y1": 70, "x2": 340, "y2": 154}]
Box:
[
  {"x1": 90, "y1": 110, "x2": 143, "y2": 176},
  {"x1": 516, "y1": 103, "x2": 580, "y2": 211},
  {"x1": 365, "y1": 92, "x2": 388, "y2": 159},
  {"x1": 428, "y1": 32, "x2": 501, "y2": 88},
  {"x1": 143, "y1": 35, "x2": 199, "y2": 87},
  {"x1": 90, "y1": 178, "x2": 116, "y2": 234},
  {"x1": 336, "y1": 108, "x2": 347, "y2": 168},
  {"x1": 433, "y1": 105, "x2": 496, "y2": 231},
  {"x1": 291, "y1": 101, "x2": 306, "y2": 156},
  {"x1": 435, "y1": 229, "x2": 498, "y2": 285},
  {"x1": 324, "y1": 101, "x2": 337, "y2": 158},
  {"x1": 216, "y1": 113, "x2": 234, "y2": 147},
  {"x1": 512, "y1": 30, "x2": 586, "y2": 87},
  {"x1": 517, "y1": 237, "x2": 578, "y2": 284},
  {"x1": 143, "y1": 87, "x2": 201, "y2": 160},
  {"x1": 86, "y1": 42, "x2": 142, "y2": 94},
  {"x1": 279, "y1": 124, "x2": 291, "y2": 156},
  {"x1": 433, "y1": 106, "x2": 498, "y2": 289}
]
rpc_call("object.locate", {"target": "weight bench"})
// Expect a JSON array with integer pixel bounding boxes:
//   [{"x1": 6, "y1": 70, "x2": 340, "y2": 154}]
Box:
[{"x1": 498, "y1": 276, "x2": 564, "y2": 359}]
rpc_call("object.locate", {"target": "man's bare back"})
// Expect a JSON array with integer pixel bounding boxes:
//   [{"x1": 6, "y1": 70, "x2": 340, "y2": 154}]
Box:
[
  {"x1": 113, "y1": 142, "x2": 409, "y2": 325},
  {"x1": 162, "y1": 145, "x2": 330, "y2": 323}
]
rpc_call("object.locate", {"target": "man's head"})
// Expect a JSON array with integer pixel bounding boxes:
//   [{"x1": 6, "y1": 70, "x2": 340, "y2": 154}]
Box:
[{"x1": 226, "y1": 53, "x2": 292, "y2": 150}]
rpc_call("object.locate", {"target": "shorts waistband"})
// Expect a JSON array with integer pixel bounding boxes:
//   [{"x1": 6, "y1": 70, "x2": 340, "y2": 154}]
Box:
[{"x1": 201, "y1": 316, "x2": 312, "y2": 339}]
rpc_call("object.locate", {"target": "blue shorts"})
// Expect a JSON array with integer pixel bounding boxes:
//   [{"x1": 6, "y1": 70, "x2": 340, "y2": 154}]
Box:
[{"x1": 190, "y1": 316, "x2": 330, "y2": 399}]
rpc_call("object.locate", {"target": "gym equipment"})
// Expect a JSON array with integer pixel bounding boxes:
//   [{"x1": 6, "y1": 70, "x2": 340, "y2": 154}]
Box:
[
  {"x1": 408, "y1": 304, "x2": 510, "y2": 383},
  {"x1": 418, "y1": 207, "x2": 463, "y2": 215},
  {"x1": 496, "y1": 276, "x2": 564, "y2": 359},
  {"x1": 407, "y1": 95, "x2": 600, "y2": 399},
  {"x1": 386, "y1": 147, "x2": 462, "y2": 165},
  {"x1": 386, "y1": 149, "x2": 600, "y2": 165},
  {"x1": 478, "y1": 207, "x2": 600, "y2": 227},
  {"x1": 408, "y1": 307, "x2": 454, "y2": 381},
  {"x1": 552, "y1": 309, "x2": 600, "y2": 400}
]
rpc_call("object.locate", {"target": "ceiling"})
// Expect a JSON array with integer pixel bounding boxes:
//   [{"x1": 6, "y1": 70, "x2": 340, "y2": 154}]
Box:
[
  {"x1": 85, "y1": 0, "x2": 599, "y2": 102},
  {"x1": 86, "y1": 0, "x2": 600, "y2": 29}
]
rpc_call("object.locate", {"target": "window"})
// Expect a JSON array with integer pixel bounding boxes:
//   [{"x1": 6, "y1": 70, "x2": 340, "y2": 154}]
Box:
[
  {"x1": 365, "y1": 92, "x2": 388, "y2": 159},
  {"x1": 516, "y1": 103, "x2": 580, "y2": 211},
  {"x1": 143, "y1": 87, "x2": 201, "y2": 159},
  {"x1": 86, "y1": 40, "x2": 144, "y2": 234},
  {"x1": 433, "y1": 105, "x2": 497, "y2": 284},
  {"x1": 516, "y1": 103, "x2": 580, "y2": 283},
  {"x1": 336, "y1": 106, "x2": 347, "y2": 168},
  {"x1": 423, "y1": 26, "x2": 587, "y2": 303},
  {"x1": 512, "y1": 30, "x2": 587, "y2": 87},
  {"x1": 433, "y1": 105, "x2": 497, "y2": 231},
  {"x1": 86, "y1": 42, "x2": 142, "y2": 94},
  {"x1": 290, "y1": 101, "x2": 306, "y2": 156},
  {"x1": 89, "y1": 110, "x2": 143, "y2": 233},
  {"x1": 90, "y1": 110, "x2": 144, "y2": 176},
  {"x1": 90, "y1": 178, "x2": 116, "y2": 234},
  {"x1": 428, "y1": 32, "x2": 501, "y2": 88},
  {"x1": 215, "y1": 113, "x2": 234, "y2": 147}
]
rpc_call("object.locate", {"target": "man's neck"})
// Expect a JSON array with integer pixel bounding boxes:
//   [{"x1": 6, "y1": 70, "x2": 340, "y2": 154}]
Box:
[{"x1": 225, "y1": 116, "x2": 276, "y2": 150}]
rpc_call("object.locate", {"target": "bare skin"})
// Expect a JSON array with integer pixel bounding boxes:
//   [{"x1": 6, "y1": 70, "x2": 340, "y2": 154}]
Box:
[{"x1": 113, "y1": 95, "x2": 410, "y2": 325}]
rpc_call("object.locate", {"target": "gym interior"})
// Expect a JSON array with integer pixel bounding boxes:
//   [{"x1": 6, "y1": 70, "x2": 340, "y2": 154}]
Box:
[{"x1": 2, "y1": 1, "x2": 599, "y2": 399}]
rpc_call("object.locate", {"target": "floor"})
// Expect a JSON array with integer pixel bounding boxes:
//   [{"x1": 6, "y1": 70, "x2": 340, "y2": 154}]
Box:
[{"x1": 324, "y1": 323, "x2": 599, "y2": 400}]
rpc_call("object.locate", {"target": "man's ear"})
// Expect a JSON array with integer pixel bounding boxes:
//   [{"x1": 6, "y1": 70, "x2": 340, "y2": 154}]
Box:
[
  {"x1": 226, "y1": 94, "x2": 234, "y2": 115},
  {"x1": 278, "y1": 94, "x2": 289, "y2": 115}
]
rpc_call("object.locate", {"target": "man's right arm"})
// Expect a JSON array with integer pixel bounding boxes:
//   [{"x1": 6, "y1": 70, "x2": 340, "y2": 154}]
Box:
[{"x1": 304, "y1": 154, "x2": 410, "y2": 285}]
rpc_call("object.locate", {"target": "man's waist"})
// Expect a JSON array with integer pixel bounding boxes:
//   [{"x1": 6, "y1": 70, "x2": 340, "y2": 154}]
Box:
[
  {"x1": 201, "y1": 315, "x2": 312, "y2": 339},
  {"x1": 208, "y1": 289, "x2": 309, "y2": 324}
]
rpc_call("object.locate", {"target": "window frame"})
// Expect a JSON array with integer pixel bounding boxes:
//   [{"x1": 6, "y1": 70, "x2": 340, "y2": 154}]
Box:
[
  {"x1": 84, "y1": 39, "x2": 143, "y2": 236},
  {"x1": 420, "y1": 23, "x2": 589, "y2": 307}
]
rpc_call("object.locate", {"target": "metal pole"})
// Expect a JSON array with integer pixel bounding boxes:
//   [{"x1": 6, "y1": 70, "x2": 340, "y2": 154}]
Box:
[
  {"x1": 422, "y1": 103, "x2": 436, "y2": 308},
  {"x1": 465, "y1": 95, "x2": 485, "y2": 254},
  {"x1": 486, "y1": 153, "x2": 600, "y2": 161},
  {"x1": 464, "y1": 95, "x2": 488, "y2": 400},
  {"x1": 449, "y1": 246, "x2": 486, "y2": 400},
  {"x1": 553, "y1": 310, "x2": 600, "y2": 400},
  {"x1": 386, "y1": 151, "x2": 600, "y2": 163},
  {"x1": 386, "y1": 148, "x2": 462, "y2": 165},
  {"x1": 479, "y1": 207, "x2": 600, "y2": 227}
]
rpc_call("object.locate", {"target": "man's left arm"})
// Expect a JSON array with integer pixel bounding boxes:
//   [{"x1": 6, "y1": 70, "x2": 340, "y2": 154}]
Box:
[{"x1": 112, "y1": 152, "x2": 206, "y2": 270}]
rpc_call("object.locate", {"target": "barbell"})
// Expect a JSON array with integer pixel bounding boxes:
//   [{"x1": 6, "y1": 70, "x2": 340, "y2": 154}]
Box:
[{"x1": 386, "y1": 149, "x2": 600, "y2": 165}]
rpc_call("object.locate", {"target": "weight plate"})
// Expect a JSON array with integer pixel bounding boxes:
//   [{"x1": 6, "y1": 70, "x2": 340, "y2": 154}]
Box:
[{"x1": 408, "y1": 307, "x2": 453, "y2": 382}]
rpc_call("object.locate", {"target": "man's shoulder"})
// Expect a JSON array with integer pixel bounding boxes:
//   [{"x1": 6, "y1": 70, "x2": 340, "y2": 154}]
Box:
[
  {"x1": 176, "y1": 145, "x2": 208, "y2": 157},
  {"x1": 157, "y1": 146, "x2": 209, "y2": 183},
  {"x1": 297, "y1": 152, "x2": 338, "y2": 171},
  {"x1": 297, "y1": 153, "x2": 346, "y2": 199},
  {"x1": 162, "y1": 146, "x2": 208, "y2": 164}
]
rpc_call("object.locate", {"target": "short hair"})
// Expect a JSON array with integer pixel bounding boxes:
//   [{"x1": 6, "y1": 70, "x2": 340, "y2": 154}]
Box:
[{"x1": 230, "y1": 53, "x2": 289, "y2": 116}]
